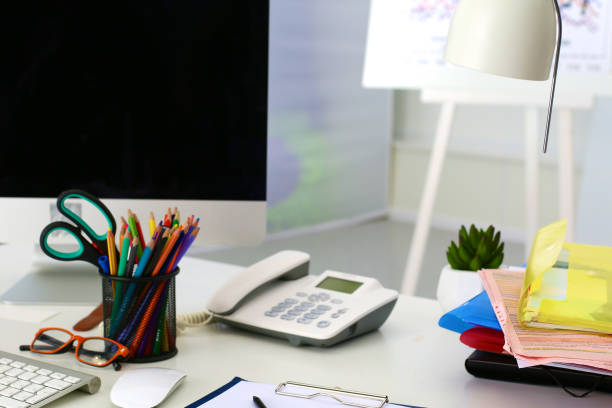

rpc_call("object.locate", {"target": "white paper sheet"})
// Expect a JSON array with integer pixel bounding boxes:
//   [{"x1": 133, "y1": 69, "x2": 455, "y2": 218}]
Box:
[
  {"x1": 196, "y1": 380, "x2": 409, "y2": 408},
  {"x1": 0, "y1": 305, "x2": 57, "y2": 323}
]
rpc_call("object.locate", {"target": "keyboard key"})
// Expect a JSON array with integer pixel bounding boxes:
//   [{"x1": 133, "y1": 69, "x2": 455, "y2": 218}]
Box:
[
  {"x1": 12, "y1": 391, "x2": 33, "y2": 401},
  {"x1": 0, "y1": 387, "x2": 19, "y2": 397},
  {"x1": 50, "y1": 372, "x2": 66, "y2": 380},
  {"x1": 5, "y1": 368, "x2": 24, "y2": 377},
  {"x1": 0, "y1": 394, "x2": 29, "y2": 408},
  {"x1": 17, "y1": 372, "x2": 36, "y2": 381},
  {"x1": 36, "y1": 369, "x2": 52, "y2": 376},
  {"x1": 0, "y1": 365, "x2": 10, "y2": 373},
  {"x1": 64, "y1": 376, "x2": 81, "y2": 384},
  {"x1": 23, "y1": 384, "x2": 43, "y2": 393},
  {"x1": 37, "y1": 387, "x2": 58, "y2": 397},
  {"x1": 0, "y1": 377, "x2": 16, "y2": 386},
  {"x1": 31, "y1": 375, "x2": 51, "y2": 385},
  {"x1": 44, "y1": 379, "x2": 71, "y2": 390},
  {"x1": 0, "y1": 359, "x2": 12, "y2": 365},
  {"x1": 10, "y1": 380, "x2": 30, "y2": 390},
  {"x1": 8, "y1": 362, "x2": 25, "y2": 369},
  {"x1": 23, "y1": 365, "x2": 38, "y2": 372}
]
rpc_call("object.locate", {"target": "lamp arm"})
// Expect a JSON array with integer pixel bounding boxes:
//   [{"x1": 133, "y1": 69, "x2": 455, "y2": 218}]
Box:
[{"x1": 542, "y1": 0, "x2": 562, "y2": 153}]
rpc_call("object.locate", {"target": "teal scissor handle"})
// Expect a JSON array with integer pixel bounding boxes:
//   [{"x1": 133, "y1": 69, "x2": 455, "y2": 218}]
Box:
[
  {"x1": 39, "y1": 222, "x2": 103, "y2": 265},
  {"x1": 55, "y1": 189, "x2": 117, "y2": 253}
]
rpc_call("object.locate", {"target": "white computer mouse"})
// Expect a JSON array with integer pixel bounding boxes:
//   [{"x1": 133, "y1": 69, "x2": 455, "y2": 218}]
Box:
[{"x1": 111, "y1": 367, "x2": 187, "y2": 408}]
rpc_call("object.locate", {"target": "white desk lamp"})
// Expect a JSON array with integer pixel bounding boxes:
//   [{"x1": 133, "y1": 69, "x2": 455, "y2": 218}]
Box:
[{"x1": 444, "y1": 0, "x2": 562, "y2": 153}]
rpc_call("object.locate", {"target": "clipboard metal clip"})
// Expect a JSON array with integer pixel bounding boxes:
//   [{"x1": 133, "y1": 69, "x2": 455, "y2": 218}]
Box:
[{"x1": 275, "y1": 381, "x2": 389, "y2": 408}]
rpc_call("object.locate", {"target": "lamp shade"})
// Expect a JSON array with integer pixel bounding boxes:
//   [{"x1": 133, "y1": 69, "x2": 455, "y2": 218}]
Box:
[{"x1": 444, "y1": 0, "x2": 557, "y2": 81}]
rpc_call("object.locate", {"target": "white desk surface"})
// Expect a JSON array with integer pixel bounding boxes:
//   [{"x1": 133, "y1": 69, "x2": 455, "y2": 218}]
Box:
[{"x1": 0, "y1": 245, "x2": 611, "y2": 408}]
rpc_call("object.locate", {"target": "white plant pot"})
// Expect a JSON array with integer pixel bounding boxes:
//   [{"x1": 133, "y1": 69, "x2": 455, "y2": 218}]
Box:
[{"x1": 436, "y1": 264, "x2": 484, "y2": 313}]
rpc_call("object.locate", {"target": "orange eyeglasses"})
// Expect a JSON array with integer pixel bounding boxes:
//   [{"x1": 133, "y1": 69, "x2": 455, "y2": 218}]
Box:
[{"x1": 20, "y1": 328, "x2": 130, "y2": 370}]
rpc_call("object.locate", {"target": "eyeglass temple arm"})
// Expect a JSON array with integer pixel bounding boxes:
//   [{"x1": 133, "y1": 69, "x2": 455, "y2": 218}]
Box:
[{"x1": 543, "y1": 0, "x2": 562, "y2": 154}]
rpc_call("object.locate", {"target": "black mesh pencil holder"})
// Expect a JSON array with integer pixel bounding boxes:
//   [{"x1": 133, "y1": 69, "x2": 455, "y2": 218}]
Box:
[{"x1": 100, "y1": 268, "x2": 179, "y2": 363}]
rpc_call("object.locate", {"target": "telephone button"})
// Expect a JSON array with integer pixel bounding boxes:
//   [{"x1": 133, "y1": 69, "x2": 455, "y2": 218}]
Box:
[
  {"x1": 281, "y1": 314, "x2": 296, "y2": 321},
  {"x1": 297, "y1": 318, "x2": 312, "y2": 324},
  {"x1": 300, "y1": 302, "x2": 314, "y2": 308},
  {"x1": 265, "y1": 311, "x2": 278, "y2": 317},
  {"x1": 271, "y1": 306, "x2": 285, "y2": 313},
  {"x1": 296, "y1": 292, "x2": 308, "y2": 297},
  {"x1": 304, "y1": 313, "x2": 320, "y2": 320},
  {"x1": 331, "y1": 313, "x2": 341, "y2": 319},
  {"x1": 338, "y1": 308, "x2": 348, "y2": 314},
  {"x1": 317, "y1": 321, "x2": 330, "y2": 328},
  {"x1": 316, "y1": 305, "x2": 332, "y2": 311},
  {"x1": 308, "y1": 295, "x2": 319, "y2": 302},
  {"x1": 318, "y1": 293, "x2": 330, "y2": 301},
  {"x1": 288, "y1": 309, "x2": 302, "y2": 316},
  {"x1": 285, "y1": 298, "x2": 299, "y2": 304},
  {"x1": 309, "y1": 309, "x2": 325, "y2": 315}
]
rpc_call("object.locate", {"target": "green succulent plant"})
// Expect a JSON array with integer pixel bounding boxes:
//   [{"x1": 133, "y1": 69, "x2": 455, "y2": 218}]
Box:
[{"x1": 446, "y1": 224, "x2": 504, "y2": 271}]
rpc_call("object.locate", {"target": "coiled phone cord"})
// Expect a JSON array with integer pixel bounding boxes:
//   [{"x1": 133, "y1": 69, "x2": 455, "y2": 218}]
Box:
[{"x1": 176, "y1": 309, "x2": 215, "y2": 331}]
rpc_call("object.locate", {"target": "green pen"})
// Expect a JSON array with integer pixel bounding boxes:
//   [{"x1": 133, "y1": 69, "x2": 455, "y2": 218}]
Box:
[{"x1": 110, "y1": 234, "x2": 131, "y2": 333}]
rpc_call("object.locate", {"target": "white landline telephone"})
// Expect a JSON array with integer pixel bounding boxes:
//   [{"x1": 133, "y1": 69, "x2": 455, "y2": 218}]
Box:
[{"x1": 206, "y1": 250, "x2": 398, "y2": 346}]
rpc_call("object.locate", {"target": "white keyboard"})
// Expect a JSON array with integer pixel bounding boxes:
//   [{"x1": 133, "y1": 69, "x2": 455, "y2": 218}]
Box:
[{"x1": 0, "y1": 351, "x2": 100, "y2": 408}]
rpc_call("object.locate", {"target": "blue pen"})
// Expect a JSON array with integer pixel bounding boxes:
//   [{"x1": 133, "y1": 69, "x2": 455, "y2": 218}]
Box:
[{"x1": 98, "y1": 255, "x2": 110, "y2": 274}]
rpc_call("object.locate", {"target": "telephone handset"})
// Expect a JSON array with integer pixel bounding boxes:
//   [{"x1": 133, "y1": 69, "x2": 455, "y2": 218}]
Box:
[
  {"x1": 206, "y1": 250, "x2": 398, "y2": 347},
  {"x1": 207, "y1": 250, "x2": 311, "y2": 315}
]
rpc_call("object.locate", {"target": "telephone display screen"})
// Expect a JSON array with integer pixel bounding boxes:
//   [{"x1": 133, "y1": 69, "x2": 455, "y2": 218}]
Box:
[{"x1": 316, "y1": 277, "x2": 363, "y2": 294}]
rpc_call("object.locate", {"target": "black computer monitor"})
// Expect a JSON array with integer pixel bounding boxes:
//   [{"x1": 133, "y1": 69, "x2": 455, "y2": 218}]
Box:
[
  {"x1": 1, "y1": 0, "x2": 268, "y2": 246},
  {"x1": 0, "y1": 1, "x2": 269, "y2": 303}
]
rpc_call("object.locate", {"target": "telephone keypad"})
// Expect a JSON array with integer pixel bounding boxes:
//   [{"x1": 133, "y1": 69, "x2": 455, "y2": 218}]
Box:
[{"x1": 264, "y1": 293, "x2": 348, "y2": 329}]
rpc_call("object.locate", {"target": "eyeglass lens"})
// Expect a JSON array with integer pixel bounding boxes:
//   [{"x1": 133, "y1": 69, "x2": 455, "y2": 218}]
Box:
[
  {"x1": 32, "y1": 329, "x2": 72, "y2": 353},
  {"x1": 77, "y1": 338, "x2": 120, "y2": 366}
]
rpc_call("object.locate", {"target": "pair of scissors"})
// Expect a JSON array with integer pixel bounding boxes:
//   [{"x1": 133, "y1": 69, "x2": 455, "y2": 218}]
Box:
[{"x1": 39, "y1": 189, "x2": 117, "y2": 266}]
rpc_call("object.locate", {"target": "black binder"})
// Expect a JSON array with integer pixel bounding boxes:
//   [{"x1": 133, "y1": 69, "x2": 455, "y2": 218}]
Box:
[{"x1": 465, "y1": 350, "x2": 612, "y2": 395}]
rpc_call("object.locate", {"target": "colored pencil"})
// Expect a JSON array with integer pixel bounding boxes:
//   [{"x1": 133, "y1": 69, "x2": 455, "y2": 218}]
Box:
[
  {"x1": 149, "y1": 212, "x2": 156, "y2": 239},
  {"x1": 106, "y1": 229, "x2": 117, "y2": 276}
]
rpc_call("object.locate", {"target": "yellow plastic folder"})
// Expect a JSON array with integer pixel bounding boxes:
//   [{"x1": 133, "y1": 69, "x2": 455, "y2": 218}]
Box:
[{"x1": 519, "y1": 219, "x2": 612, "y2": 334}]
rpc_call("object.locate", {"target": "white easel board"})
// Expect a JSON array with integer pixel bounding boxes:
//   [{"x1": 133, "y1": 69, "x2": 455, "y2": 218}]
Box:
[{"x1": 363, "y1": 0, "x2": 612, "y2": 97}]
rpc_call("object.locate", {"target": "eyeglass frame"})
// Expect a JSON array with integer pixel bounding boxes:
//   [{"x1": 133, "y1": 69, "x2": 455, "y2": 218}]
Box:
[{"x1": 20, "y1": 327, "x2": 130, "y2": 370}]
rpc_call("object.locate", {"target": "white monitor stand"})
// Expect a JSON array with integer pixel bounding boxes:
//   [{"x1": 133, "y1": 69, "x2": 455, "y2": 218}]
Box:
[{"x1": 0, "y1": 244, "x2": 100, "y2": 305}]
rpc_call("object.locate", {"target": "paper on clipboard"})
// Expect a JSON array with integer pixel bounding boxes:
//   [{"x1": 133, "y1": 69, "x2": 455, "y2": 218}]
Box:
[{"x1": 195, "y1": 380, "x2": 411, "y2": 408}]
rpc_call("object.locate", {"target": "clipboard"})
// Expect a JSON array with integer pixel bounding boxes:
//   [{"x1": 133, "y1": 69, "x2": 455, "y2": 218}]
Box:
[{"x1": 186, "y1": 377, "x2": 422, "y2": 408}]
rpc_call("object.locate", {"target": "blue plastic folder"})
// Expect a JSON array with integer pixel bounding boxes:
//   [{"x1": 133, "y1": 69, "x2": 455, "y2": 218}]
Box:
[
  {"x1": 186, "y1": 377, "x2": 421, "y2": 408},
  {"x1": 438, "y1": 291, "x2": 502, "y2": 334}
]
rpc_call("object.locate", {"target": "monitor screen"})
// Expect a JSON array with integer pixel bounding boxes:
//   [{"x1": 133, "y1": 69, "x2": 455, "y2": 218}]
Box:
[{"x1": 0, "y1": 1, "x2": 268, "y2": 246}]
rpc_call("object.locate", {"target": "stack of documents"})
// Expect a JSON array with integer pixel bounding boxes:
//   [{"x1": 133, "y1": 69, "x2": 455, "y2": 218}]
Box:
[
  {"x1": 480, "y1": 268, "x2": 612, "y2": 373},
  {"x1": 438, "y1": 219, "x2": 612, "y2": 388}
]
